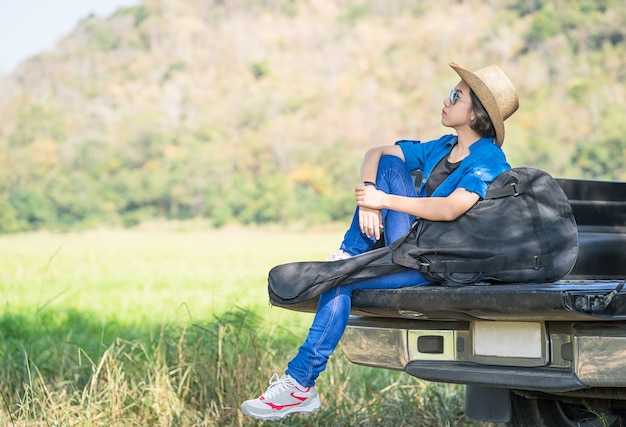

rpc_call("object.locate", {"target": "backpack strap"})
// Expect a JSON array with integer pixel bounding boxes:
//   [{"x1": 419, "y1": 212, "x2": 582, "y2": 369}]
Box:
[
  {"x1": 485, "y1": 181, "x2": 530, "y2": 199},
  {"x1": 517, "y1": 169, "x2": 556, "y2": 281},
  {"x1": 418, "y1": 255, "x2": 543, "y2": 274}
]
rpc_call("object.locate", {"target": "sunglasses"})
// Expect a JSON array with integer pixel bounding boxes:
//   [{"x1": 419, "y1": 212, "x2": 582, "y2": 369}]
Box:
[{"x1": 448, "y1": 88, "x2": 471, "y2": 105}]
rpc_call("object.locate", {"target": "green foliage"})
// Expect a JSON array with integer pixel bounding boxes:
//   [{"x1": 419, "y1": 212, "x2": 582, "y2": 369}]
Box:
[
  {"x1": 229, "y1": 171, "x2": 291, "y2": 224},
  {"x1": 9, "y1": 104, "x2": 66, "y2": 147},
  {"x1": 0, "y1": 198, "x2": 25, "y2": 233},
  {"x1": 570, "y1": 109, "x2": 626, "y2": 180},
  {"x1": 524, "y1": 4, "x2": 560, "y2": 46},
  {"x1": 86, "y1": 19, "x2": 119, "y2": 51},
  {"x1": 339, "y1": 4, "x2": 370, "y2": 26},
  {"x1": 249, "y1": 60, "x2": 270, "y2": 80},
  {"x1": 522, "y1": 0, "x2": 626, "y2": 51},
  {"x1": 133, "y1": 5, "x2": 150, "y2": 27},
  {"x1": 567, "y1": 78, "x2": 590, "y2": 104},
  {"x1": 508, "y1": 0, "x2": 543, "y2": 16},
  {"x1": 9, "y1": 188, "x2": 52, "y2": 229},
  {"x1": 161, "y1": 61, "x2": 187, "y2": 83}
]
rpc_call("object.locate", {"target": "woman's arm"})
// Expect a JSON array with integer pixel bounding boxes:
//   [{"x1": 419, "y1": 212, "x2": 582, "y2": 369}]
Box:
[
  {"x1": 357, "y1": 145, "x2": 406, "y2": 240},
  {"x1": 356, "y1": 185, "x2": 480, "y2": 232},
  {"x1": 360, "y1": 145, "x2": 405, "y2": 183}
]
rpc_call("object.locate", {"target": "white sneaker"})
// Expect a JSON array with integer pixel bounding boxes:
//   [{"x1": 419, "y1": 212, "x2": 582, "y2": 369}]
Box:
[
  {"x1": 327, "y1": 250, "x2": 351, "y2": 261},
  {"x1": 241, "y1": 373, "x2": 321, "y2": 420}
]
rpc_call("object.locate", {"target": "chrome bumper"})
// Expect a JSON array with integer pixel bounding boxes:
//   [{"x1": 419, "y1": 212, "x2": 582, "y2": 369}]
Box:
[{"x1": 340, "y1": 318, "x2": 626, "y2": 391}]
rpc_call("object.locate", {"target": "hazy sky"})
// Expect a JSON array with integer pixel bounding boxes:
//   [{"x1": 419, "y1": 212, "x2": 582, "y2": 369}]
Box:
[{"x1": 0, "y1": 0, "x2": 140, "y2": 74}]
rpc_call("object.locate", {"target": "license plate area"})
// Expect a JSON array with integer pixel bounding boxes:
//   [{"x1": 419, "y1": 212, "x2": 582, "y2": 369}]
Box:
[{"x1": 471, "y1": 321, "x2": 547, "y2": 367}]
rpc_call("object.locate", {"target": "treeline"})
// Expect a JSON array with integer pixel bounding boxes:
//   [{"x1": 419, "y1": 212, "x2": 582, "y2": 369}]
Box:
[{"x1": 0, "y1": 0, "x2": 625, "y2": 232}]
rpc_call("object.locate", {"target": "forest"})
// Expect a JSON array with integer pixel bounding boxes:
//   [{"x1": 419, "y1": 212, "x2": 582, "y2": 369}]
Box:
[{"x1": 1, "y1": 0, "x2": 625, "y2": 232}]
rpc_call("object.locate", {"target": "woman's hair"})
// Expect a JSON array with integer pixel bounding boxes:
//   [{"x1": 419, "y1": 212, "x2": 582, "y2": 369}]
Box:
[{"x1": 469, "y1": 90, "x2": 496, "y2": 138}]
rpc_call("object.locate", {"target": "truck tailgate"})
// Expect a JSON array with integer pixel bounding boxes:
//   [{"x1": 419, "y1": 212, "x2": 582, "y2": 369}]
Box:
[{"x1": 272, "y1": 280, "x2": 626, "y2": 321}]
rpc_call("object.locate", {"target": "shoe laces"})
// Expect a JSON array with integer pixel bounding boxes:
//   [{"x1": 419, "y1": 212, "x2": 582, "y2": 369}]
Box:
[{"x1": 263, "y1": 373, "x2": 298, "y2": 399}]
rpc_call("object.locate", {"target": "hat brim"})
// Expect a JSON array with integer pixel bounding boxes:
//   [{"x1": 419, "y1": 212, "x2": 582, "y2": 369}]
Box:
[{"x1": 449, "y1": 62, "x2": 505, "y2": 146}]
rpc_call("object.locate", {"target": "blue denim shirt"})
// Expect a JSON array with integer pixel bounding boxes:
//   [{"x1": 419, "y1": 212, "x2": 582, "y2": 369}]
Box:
[{"x1": 396, "y1": 134, "x2": 510, "y2": 199}]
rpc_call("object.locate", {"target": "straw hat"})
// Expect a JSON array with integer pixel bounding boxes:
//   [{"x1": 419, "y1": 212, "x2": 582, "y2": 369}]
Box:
[{"x1": 449, "y1": 62, "x2": 519, "y2": 146}]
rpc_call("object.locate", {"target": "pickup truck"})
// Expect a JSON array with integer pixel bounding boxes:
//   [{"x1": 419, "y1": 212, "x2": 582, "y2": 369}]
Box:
[{"x1": 276, "y1": 175, "x2": 626, "y2": 426}]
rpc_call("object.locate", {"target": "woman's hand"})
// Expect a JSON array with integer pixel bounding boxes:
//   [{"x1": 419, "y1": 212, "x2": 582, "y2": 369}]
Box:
[
  {"x1": 358, "y1": 206, "x2": 383, "y2": 240},
  {"x1": 355, "y1": 184, "x2": 386, "y2": 239},
  {"x1": 355, "y1": 184, "x2": 386, "y2": 210}
]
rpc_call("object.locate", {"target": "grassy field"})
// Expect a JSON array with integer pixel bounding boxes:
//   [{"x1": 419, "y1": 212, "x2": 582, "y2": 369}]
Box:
[{"x1": 0, "y1": 224, "x2": 499, "y2": 426}]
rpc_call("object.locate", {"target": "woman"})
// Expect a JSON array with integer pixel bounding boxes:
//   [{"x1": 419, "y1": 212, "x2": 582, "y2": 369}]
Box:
[{"x1": 241, "y1": 62, "x2": 519, "y2": 420}]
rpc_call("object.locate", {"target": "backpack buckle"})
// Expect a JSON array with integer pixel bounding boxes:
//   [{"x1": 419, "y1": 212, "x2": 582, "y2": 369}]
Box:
[{"x1": 418, "y1": 257, "x2": 431, "y2": 272}]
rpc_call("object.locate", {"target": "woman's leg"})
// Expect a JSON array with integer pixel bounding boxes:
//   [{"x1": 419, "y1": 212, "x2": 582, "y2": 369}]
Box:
[
  {"x1": 340, "y1": 155, "x2": 418, "y2": 255},
  {"x1": 375, "y1": 155, "x2": 418, "y2": 245},
  {"x1": 286, "y1": 268, "x2": 431, "y2": 387}
]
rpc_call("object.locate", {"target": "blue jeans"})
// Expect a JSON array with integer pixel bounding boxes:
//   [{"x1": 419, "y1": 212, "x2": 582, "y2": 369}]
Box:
[
  {"x1": 340, "y1": 155, "x2": 419, "y2": 254},
  {"x1": 286, "y1": 155, "x2": 432, "y2": 387}
]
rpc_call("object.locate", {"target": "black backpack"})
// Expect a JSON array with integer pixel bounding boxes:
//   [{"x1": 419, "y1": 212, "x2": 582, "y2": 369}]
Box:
[
  {"x1": 268, "y1": 167, "x2": 579, "y2": 305},
  {"x1": 391, "y1": 167, "x2": 579, "y2": 286}
]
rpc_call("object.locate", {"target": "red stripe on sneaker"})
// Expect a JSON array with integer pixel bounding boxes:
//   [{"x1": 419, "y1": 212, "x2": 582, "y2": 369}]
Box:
[{"x1": 265, "y1": 391, "x2": 310, "y2": 410}]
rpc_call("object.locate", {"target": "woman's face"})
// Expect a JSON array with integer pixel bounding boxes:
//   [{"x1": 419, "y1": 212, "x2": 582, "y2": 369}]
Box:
[{"x1": 441, "y1": 80, "x2": 475, "y2": 130}]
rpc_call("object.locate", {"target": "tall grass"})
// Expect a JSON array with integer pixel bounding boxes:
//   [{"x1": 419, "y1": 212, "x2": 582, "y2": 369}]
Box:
[{"x1": 0, "y1": 224, "x2": 497, "y2": 426}]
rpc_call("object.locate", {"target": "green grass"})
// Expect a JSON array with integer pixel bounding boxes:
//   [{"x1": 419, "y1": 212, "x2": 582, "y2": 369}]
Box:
[{"x1": 0, "y1": 224, "x2": 498, "y2": 426}]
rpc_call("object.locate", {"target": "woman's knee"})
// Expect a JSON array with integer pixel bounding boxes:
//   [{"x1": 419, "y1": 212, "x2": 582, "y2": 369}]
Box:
[
  {"x1": 378, "y1": 154, "x2": 406, "y2": 171},
  {"x1": 377, "y1": 155, "x2": 416, "y2": 196}
]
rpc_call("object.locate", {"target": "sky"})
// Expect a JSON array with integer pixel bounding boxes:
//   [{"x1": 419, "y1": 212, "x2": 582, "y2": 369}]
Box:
[{"x1": 0, "y1": 0, "x2": 141, "y2": 75}]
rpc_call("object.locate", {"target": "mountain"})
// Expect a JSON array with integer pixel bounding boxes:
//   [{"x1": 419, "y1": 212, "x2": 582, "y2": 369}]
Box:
[{"x1": 0, "y1": 0, "x2": 625, "y2": 232}]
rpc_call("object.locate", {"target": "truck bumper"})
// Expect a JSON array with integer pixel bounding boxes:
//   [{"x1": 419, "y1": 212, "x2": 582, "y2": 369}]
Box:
[{"x1": 340, "y1": 317, "x2": 626, "y2": 392}]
